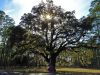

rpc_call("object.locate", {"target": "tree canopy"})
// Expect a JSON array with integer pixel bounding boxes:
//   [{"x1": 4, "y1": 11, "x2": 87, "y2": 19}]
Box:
[
  {"x1": 0, "y1": 10, "x2": 15, "y2": 66},
  {"x1": 9, "y1": 0, "x2": 93, "y2": 73}
]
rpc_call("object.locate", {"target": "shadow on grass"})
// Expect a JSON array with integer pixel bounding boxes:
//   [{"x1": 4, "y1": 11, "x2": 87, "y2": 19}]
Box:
[{"x1": 0, "y1": 72, "x2": 100, "y2": 75}]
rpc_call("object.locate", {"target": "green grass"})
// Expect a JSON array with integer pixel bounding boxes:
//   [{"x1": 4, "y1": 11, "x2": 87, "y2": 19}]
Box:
[
  {"x1": 57, "y1": 68, "x2": 100, "y2": 73},
  {"x1": 0, "y1": 67, "x2": 100, "y2": 74}
]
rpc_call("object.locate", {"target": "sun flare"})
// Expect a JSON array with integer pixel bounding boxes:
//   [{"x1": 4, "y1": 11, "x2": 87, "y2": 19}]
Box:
[{"x1": 45, "y1": 14, "x2": 52, "y2": 20}]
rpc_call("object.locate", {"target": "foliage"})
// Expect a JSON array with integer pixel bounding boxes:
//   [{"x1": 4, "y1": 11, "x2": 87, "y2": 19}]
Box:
[
  {"x1": 88, "y1": 0, "x2": 100, "y2": 68},
  {"x1": 89, "y1": 0, "x2": 100, "y2": 17},
  {"x1": 89, "y1": 0, "x2": 100, "y2": 40},
  {"x1": 56, "y1": 48, "x2": 94, "y2": 67},
  {"x1": 56, "y1": 50, "x2": 75, "y2": 67},
  {"x1": 74, "y1": 48, "x2": 93, "y2": 67},
  {"x1": 8, "y1": 0, "x2": 93, "y2": 72},
  {"x1": 0, "y1": 10, "x2": 15, "y2": 66}
]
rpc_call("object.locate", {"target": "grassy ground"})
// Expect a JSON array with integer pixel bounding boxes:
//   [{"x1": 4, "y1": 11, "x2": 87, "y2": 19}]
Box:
[
  {"x1": 56, "y1": 68, "x2": 100, "y2": 73},
  {"x1": 0, "y1": 67, "x2": 100, "y2": 74}
]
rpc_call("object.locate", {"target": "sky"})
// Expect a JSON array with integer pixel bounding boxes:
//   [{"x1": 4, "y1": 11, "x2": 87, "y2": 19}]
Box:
[{"x1": 0, "y1": 0, "x2": 92, "y2": 25}]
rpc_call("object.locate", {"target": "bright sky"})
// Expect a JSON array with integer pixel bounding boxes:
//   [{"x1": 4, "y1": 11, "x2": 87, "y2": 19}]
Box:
[{"x1": 0, "y1": 0, "x2": 92, "y2": 25}]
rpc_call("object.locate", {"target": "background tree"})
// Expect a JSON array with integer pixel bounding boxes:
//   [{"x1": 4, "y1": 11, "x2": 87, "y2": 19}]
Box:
[
  {"x1": 56, "y1": 50, "x2": 75, "y2": 67},
  {"x1": 56, "y1": 48, "x2": 94, "y2": 68},
  {"x1": 0, "y1": 10, "x2": 15, "y2": 67},
  {"x1": 89, "y1": 0, "x2": 100, "y2": 44},
  {"x1": 74, "y1": 48, "x2": 93, "y2": 67},
  {"x1": 90, "y1": 0, "x2": 100, "y2": 44},
  {"x1": 89, "y1": 0, "x2": 100, "y2": 68}
]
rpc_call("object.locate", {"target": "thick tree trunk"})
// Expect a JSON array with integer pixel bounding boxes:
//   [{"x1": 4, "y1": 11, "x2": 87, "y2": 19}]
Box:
[{"x1": 48, "y1": 56, "x2": 56, "y2": 73}]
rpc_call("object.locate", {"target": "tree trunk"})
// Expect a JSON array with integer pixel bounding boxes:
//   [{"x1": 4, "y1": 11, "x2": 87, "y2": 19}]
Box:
[{"x1": 48, "y1": 56, "x2": 56, "y2": 73}]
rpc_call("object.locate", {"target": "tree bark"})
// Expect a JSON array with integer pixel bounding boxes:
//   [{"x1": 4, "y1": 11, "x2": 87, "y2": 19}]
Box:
[{"x1": 48, "y1": 56, "x2": 56, "y2": 73}]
